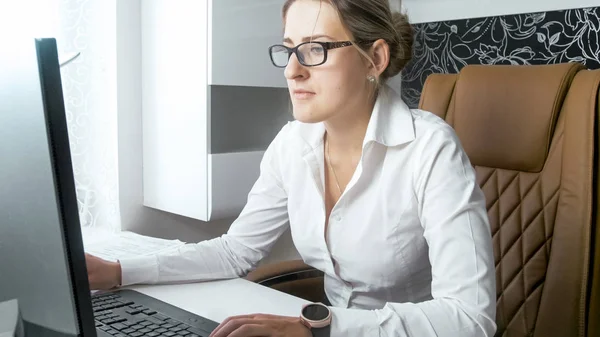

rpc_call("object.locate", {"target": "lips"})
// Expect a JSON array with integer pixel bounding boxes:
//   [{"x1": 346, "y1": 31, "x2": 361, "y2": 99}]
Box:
[{"x1": 293, "y1": 89, "x2": 316, "y2": 100}]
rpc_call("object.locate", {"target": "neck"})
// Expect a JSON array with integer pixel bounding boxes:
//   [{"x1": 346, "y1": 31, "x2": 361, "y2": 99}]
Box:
[{"x1": 324, "y1": 96, "x2": 375, "y2": 154}]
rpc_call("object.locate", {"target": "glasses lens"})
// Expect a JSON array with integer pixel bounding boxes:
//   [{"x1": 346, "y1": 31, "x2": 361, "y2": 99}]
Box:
[
  {"x1": 298, "y1": 42, "x2": 325, "y2": 66},
  {"x1": 270, "y1": 45, "x2": 289, "y2": 67}
]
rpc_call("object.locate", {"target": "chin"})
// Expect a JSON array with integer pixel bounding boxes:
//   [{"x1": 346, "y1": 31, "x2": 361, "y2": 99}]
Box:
[
  {"x1": 290, "y1": 96, "x2": 327, "y2": 123},
  {"x1": 292, "y1": 107, "x2": 327, "y2": 123}
]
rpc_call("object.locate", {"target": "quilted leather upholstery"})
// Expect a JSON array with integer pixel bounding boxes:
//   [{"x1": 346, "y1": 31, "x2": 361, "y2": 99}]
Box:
[
  {"x1": 479, "y1": 161, "x2": 560, "y2": 334},
  {"x1": 419, "y1": 63, "x2": 600, "y2": 337}
]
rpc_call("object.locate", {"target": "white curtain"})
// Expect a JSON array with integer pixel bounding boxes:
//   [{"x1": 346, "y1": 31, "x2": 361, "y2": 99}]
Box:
[
  {"x1": 59, "y1": 0, "x2": 121, "y2": 231},
  {"x1": 1, "y1": 0, "x2": 121, "y2": 231}
]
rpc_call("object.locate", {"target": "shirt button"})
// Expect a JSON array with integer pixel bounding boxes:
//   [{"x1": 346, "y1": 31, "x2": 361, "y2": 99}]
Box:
[{"x1": 335, "y1": 215, "x2": 342, "y2": 221}]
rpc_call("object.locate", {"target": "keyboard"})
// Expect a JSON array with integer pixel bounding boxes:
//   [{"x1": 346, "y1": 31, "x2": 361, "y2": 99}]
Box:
[{"x1": 92, "y1": 289, "x2": 220, "y2": 337}]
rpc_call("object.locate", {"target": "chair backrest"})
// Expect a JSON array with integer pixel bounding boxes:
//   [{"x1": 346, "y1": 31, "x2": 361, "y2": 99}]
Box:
[{"x1": 419, "y1": 63, "x2": 600, "y2": 337}]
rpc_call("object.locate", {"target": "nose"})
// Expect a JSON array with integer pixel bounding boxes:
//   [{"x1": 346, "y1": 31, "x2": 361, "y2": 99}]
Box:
[{"x1": 284, "y1": 52, "x2": 308, "y2": 80}]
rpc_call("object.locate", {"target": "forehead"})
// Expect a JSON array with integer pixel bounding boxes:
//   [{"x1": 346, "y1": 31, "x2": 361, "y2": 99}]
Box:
[{"x1": 283, "y1": 0, "x2": 349, "y2": 43}]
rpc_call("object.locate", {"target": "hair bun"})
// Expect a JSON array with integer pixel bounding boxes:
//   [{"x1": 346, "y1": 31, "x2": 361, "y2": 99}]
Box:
[{"x1": 383, "y1": 11, "x2": 414, "y2": 79}]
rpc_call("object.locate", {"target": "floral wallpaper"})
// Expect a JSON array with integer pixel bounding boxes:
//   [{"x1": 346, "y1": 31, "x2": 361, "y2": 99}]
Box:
[{"x1": 401, "y1": 7, "x2": 600, "y2": 108}]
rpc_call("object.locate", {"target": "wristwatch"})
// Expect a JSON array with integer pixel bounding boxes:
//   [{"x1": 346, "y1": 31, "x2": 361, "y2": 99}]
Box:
[{"x1": 299, "y1": 303, "x2": 331, "y2": 337}]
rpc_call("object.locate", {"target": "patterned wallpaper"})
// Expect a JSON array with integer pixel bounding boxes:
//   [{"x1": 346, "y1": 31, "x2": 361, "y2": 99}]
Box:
[{"x1": 400, "y1": 7, "x2": 600, "y2": 108}]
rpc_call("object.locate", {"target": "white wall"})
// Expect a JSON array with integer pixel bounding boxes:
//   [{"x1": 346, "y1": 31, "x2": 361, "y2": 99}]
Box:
[
  {"x1": 115, "y1": 0, "x2": 299, "y2": 264},
  {"x1": 402, "y1": 0, "x2": 600, "y2": 23}
]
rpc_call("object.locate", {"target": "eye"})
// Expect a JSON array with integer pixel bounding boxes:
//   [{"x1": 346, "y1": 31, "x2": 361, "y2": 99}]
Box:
[{"x1": 310, "y1": 45, "x2": 324, "y2": 54}]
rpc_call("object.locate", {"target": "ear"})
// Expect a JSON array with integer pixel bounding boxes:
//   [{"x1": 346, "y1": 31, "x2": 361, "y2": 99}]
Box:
[{"x1": 368, "y1": 39, "x2": 390, "y2": 77}]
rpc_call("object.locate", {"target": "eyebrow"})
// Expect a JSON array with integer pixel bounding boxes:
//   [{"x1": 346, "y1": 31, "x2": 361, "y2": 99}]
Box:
[{"x1": 283, "y1": 34, "x2": 336, "y2": 44}]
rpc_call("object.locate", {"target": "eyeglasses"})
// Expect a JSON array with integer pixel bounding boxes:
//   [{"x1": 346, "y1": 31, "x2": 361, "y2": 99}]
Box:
[{"x1": 268, "y1": 41, "x2": 353, "y2": 68}]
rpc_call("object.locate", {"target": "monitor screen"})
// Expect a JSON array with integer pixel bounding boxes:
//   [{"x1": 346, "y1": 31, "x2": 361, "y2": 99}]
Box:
[{"x1": 0, "y1": 38, "x2": 95, "y2": 337}]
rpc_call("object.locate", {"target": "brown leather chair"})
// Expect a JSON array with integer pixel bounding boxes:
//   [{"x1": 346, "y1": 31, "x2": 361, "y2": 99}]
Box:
[{"x1": 247, "y1": 63, "x2": 600, "y2": 337}]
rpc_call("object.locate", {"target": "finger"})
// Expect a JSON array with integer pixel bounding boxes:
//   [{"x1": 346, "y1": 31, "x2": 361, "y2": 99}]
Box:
[
  {"x1": 230, "y1": 313, "x2": 295, "y2": 322},
  {"x1": 228, "y1": 323, "x2": 271, "y2": 337},
  {"x1": 209, "y1": 316, "x2": 258, "y2": 337},
  {"x1": 209, "y1": 314, "x2": 294, "y2": 337},
  {"x1": 248, "y1": 314, "x2": 284, "y2": 319},
  {"x1": 213, "y1": 314, "x2": 257, "y2": 330},
  {"x1": 261, "y1": 314, "x2": 299, "y2": 322},
  {"x1": 249, "y1": 314, "x2": 301, "y2": 326},
  {"x1": 210, "y1": 318, "x2": 266, "y2": 337}
]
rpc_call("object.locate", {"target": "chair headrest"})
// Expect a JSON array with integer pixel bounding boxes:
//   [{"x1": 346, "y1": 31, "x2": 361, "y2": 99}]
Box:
[{"x1": 452, "y1": 63, "x2": 583, "y2": 172}]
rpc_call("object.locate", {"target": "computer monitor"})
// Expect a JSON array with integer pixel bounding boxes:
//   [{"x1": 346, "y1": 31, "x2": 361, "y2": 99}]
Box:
[{"x1": 0, "y1": 38, "x2": 96, "y2": 337}]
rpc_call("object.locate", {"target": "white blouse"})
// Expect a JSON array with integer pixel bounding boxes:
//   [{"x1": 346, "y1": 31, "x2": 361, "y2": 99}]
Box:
[{"x1": 120, "y1": 85, "x2": 497, "y2": 337}]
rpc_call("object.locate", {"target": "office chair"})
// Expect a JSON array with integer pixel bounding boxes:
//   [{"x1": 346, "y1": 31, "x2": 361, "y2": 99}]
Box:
[{"x1": 247, "y1": 63, "x2": 600, "y2": 337}]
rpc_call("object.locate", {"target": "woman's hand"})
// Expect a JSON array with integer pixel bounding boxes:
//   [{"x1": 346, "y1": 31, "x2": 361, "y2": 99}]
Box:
[
  {"x1": 85, "y1": 253, "x2": 122, "y2": 290},
  {"x1": 208, "y1": 313, "x2": 311, "y2": 337}
]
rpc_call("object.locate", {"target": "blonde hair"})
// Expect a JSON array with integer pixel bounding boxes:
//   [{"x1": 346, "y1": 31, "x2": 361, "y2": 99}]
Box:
[{"x1": 282, "y1": 0, "x2": 414, "y2": 85}]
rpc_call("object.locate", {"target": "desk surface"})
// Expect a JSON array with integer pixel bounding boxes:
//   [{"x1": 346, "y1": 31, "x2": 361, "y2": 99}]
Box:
[{"x1": 126, "y1": 278, "x2": 310, "y2": 323}]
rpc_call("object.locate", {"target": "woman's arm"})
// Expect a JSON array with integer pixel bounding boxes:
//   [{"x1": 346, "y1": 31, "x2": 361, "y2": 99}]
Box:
[
  {"x1": 118, "y1": 124, "x2": 292, "y2": 286},
  {"x1": 326, "y1": 124, "x2": 497, "y2": 337}
]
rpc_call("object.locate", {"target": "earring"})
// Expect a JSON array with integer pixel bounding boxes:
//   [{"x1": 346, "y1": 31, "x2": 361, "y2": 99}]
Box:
[{"x1": 367, "y1": 75, "x2": 376, "y2": 83}]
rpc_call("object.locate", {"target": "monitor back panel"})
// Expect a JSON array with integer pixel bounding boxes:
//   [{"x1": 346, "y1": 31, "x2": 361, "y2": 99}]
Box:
[{"x1": 0, "y1": 38, "x2": 79, "y2": 336}]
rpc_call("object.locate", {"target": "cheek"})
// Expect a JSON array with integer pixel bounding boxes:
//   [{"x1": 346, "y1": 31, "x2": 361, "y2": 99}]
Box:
[
  {"x1": 324, "y1": 66, "x2": 367, "y2": 103},
  {"x1": 291, "y1": 54, "x2": 368, "y2": 121},
  {"x1": 310, "y1": 73, "x2": 363, "y2": 118},
  {"x1": 331, "y1": 55, "x2": 368, "y2": 91}
]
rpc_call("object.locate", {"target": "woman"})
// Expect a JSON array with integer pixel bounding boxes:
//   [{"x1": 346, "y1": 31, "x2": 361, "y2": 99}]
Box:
[{"x1": 86, "y1": 0, "x2": 497, "y2": 336}]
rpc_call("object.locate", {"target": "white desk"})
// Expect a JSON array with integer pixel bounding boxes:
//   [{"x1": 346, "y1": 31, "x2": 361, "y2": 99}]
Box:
[
  {"x1": 126, "y1": 278, "x2": 310, "y2": 323},
  {"x1": 82, "y1": 229, "x2": 309, "y2": 323}
]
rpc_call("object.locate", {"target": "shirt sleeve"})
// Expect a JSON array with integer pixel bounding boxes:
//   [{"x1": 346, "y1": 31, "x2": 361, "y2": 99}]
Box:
[
  {"x1": 119, "y1": 124, "x2": 292, "y2": 286},
  {"x1": 327, "y1": 124, "x2": 497, "y2": 337}
]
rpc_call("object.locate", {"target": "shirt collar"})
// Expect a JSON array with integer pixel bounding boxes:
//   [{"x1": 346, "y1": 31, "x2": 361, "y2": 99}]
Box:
[{"x1": 296, "y1": 85, "x2": 416, "y2": 150}]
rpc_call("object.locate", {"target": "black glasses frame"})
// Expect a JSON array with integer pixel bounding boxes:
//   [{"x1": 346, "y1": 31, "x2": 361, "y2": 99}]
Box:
[{"x1": 268, "y1": 41, "x2": 353, "y2": 68}]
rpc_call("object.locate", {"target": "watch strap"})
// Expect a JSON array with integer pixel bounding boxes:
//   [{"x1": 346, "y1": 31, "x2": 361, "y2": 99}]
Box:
[{"x1": 311, "y1": 324, "x2": 331, "y2": 337}]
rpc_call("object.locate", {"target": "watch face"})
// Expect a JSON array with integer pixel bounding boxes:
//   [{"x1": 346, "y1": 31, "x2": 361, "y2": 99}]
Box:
[{"x1": 302, "y1": 304, "x2": 330, "y2": 321}]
